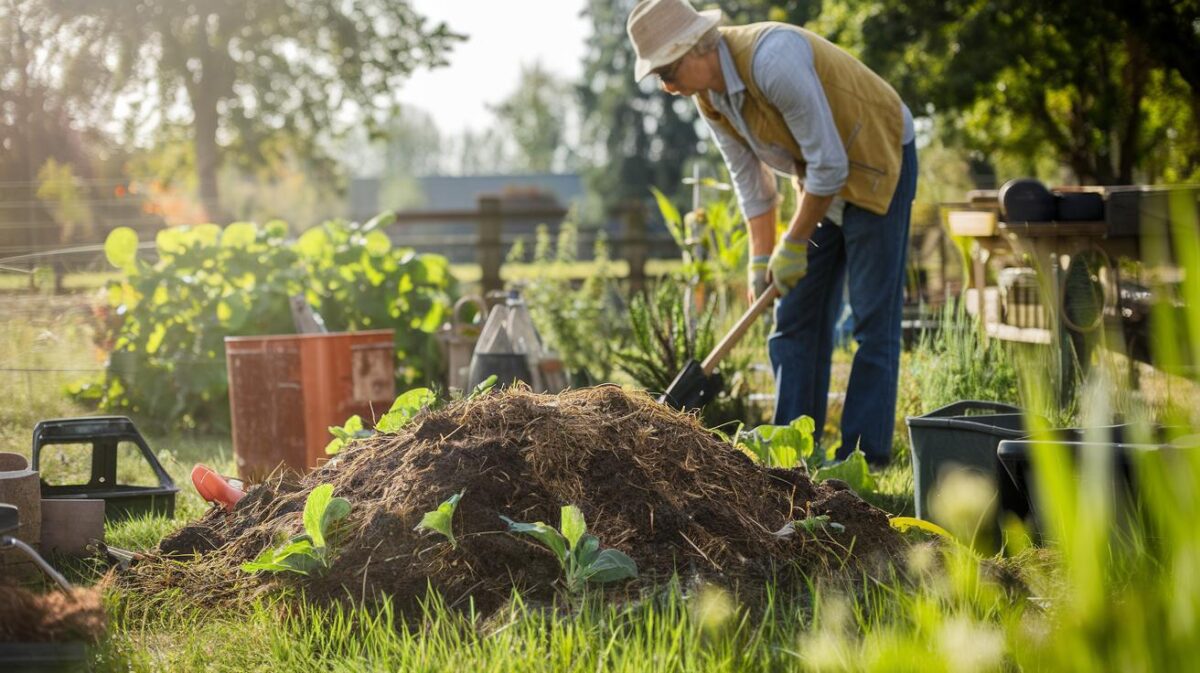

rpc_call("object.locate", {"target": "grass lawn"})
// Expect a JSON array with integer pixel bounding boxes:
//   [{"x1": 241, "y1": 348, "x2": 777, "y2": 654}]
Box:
[{"x1": 3, "y1": 290, "x2": 1197, "y2": 671}]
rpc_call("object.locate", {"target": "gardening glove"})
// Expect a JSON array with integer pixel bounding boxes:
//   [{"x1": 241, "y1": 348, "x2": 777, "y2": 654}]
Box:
[
  {"x1": 748, "y1": 255, "x2": 771, "y2": 301},
  {"x1": 768, "y1": 237, "x2": 809, "y2": 294}
]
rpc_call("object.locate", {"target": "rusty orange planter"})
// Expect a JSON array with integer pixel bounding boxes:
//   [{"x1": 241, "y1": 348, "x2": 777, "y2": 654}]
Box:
[{"x1": 225, "y1": 330, "x2": 396, "y2": 480}]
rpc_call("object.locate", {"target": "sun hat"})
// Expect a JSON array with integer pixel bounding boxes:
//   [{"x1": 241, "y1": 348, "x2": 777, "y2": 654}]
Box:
[{"x1": 626, "y1": 0, "x2": 723, "y2": 82}]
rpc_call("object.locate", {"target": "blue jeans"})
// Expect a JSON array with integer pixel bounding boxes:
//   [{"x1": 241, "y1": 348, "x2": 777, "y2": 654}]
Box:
[{"x1": 769, "y1": 141, "x2": 918, "y2": 463}]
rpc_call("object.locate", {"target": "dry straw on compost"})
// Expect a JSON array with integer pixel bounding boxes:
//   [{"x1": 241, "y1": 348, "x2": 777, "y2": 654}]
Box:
[{"x1": 115, "y1": 386, "x2": 902, "y2": 616}]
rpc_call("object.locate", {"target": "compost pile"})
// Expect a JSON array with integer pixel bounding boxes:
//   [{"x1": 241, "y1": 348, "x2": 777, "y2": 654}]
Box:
[
  {"x1": 0, "y1": 585, "x2": 105, "y2": 643},
  {"x1": 117, "y1": 387, "x2": 903, "y2": 616}
]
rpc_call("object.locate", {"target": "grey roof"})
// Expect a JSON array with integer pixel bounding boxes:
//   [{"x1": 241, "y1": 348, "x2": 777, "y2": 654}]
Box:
[
  {"x1": 417, "y1": 173, "x2": 584, "y2": 211},
  {"x1": 348, "y1": 173, "x2": 584, "y2": 219}
]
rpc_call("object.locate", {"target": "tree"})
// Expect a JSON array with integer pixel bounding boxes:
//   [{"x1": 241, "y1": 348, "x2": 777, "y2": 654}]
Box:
[
  {"x1": 577, "y1": 0, "x2": 705, "y2": 218},
  {"x1": 490, "y1": 61, "x2": 578, "y2": 173},
  {"x1": 1, "y1": 1, "x2": 117, "y2": 259},
  {"x1": 372, "y1": 105, "x2": 445, "y2": 207},
  {"x1": 50, "y1": 0, "x2": 463, "y2": 222},
  {"x1": 860, "y1": 0, "x2": 1199, "y2": 184}
]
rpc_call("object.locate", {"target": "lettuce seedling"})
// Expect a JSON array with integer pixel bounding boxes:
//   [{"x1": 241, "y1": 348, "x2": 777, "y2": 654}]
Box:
[
  {"x1": 326, "y1": 387, "x2": 440, "y2": 455},
  {"x1": 773, "y1": 514, "x2": 845, "y2": 540},
  {"x1": 325, "y1": 414, "x2": 373, "y2": 455},
  {"x1": 242, "y1": 484, "x2": 351, "y2": 575},
  {"x1": 376, "y1": 387, "x2": 437, "y2": 433},
  {"x1": 415, "y1": 490, "x2": 464, "y2": 548},
  {"x1": 814, "y1": 449, "x2": 876, "y2": 494},
  {"x1": 501, "y1": 505, "x2": 637, "y2": 593},
  {"x1": 466, "y1": 374, "x2": 497, "y2": 401},
  {"x1": 736, "y1": 416, "x2": 816, "y2": 469}
]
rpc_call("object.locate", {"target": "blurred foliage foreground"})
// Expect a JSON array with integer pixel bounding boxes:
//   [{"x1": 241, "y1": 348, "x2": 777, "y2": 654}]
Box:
[{"x1": 69, "y1": 214, "x2": 456, "y2": 432}]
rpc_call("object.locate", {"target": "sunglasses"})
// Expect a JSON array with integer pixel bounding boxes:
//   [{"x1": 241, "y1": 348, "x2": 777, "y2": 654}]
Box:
[{"x1": 653, "y1": 55, "x2": 685, "y2": 84}]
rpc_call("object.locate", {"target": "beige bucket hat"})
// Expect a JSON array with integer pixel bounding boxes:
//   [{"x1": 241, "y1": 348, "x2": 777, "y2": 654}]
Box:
[{"x1": 627, "y1": 0, "x2": 723, "y2": 82}]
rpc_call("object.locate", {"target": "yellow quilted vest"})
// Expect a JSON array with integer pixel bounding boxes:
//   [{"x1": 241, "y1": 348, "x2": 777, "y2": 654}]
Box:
[{"x1": 697, "y1": 23, "x2": 904, "y2": 215}]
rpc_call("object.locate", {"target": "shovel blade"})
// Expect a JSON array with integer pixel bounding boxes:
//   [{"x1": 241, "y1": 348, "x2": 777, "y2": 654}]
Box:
[{"x1": 658, "y1": 360, "x2": 724, "y2": 411}]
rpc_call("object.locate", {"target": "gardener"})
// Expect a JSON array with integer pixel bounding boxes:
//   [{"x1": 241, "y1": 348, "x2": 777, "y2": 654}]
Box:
[{"x1": 627, "y1": 0, "x2": 917, "y2": 468}]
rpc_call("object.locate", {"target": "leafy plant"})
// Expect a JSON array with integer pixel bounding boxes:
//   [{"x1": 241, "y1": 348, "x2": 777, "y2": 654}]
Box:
[
  {"x1": 500, "y1": 505, "x2": 637, "y2": 593},
  {"x1": 375, "y1": 387, "x2": 437, "y2": 433},
  {"x1": 415, "y1": 491, "x2": 464, "y2": 548},
  {"x1": 465, "y1": 374, "x2": 498, "y2": 401},
  {"x1": 614, "y1": 282, "x2": 715, "y2": 393},
  {"x1": 773, "y1": 515, "x2": 846, "y2": 539},
  {"x1": 814, "y1": 449, "x2": 877, "y2": 494},
  {"x1": 515, "y1": 221, "x2": 627, "y2": 382},
  {"x1": 737, "y1": 420, "x2": 876, "y2": 493},
  {"x1": 325, "y1": 415, "x2": 373, "y2": 455},
  {"x1": 241, "y1": 484, "x2": 351, "y2": 575},
  {"x1": 326, "y1": 386, "x2": 440, "y2": 455},
  {"x1": 651, "y1": 184, "x2": 747, "y2": 313},
  {"x1": 736, "y1": 416, "x2": 818, "y2": 470},
  {"x1": 76, "y1": 217, "x2": 456, "y2": 432}
]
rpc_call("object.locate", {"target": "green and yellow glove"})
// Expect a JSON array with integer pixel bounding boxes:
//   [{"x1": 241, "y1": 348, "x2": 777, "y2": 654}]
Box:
[
  {"x1": 768, "y1": 236, "x2": 809, "y2": 294},
  {"x1": 748, "y1": 255, "x2": 770, "y2": 300}
]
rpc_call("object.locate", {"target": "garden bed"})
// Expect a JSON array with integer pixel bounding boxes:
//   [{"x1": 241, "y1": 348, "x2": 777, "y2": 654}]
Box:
[{"x1": 113, "y1": 387, "x2": 902, "y2": 617}]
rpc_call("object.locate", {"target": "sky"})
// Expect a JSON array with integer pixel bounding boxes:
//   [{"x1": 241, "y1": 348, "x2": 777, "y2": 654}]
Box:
[{"x1": 395, "y1": 0, "x2": 591, "y2": 136}]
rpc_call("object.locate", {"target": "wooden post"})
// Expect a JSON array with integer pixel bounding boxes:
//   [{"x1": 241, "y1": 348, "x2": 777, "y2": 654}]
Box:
[
  {"x1": 478, "y1": 195, "x2": 503, "y2": 296},
  {"x1": 622, "y1": 201, "x2": 648, "y2": 294}
]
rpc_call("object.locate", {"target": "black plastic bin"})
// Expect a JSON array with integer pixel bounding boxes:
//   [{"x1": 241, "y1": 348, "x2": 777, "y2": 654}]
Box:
[
  {"x1": 997, "y1": 425, "x2": 1172, "y2": 536},
  {"x1": 906, "y1": 401, "x2": 1037, "y2": 527}
]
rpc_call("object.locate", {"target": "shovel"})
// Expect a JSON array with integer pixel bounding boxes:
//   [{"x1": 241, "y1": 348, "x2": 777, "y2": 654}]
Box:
[{"x1": 659, "y1": 285, "x2": 779, "y2": 411}]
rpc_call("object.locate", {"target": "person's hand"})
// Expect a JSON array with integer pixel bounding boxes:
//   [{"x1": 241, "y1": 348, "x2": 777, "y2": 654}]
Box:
[
  {"x1": 768, "y1": 237, "x2": 809, "y2": 294},
  {"x1": 747, "y1": 255, "x2": 770, "y2": 302}
]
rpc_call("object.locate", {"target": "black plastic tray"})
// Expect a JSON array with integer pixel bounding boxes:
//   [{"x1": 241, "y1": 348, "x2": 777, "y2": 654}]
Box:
[{"x1": 31, "y1": 417, "x2": 178, "y2": 521}]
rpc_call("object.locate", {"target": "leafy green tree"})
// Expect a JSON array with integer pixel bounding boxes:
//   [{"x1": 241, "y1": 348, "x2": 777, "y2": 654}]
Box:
[
  {"x1": 490, "y1": 62, "x2": 577, "y2": 173},
  {"x1": 49, "y1": 0, "x2": 463, "y2": 222},
  {"x1": 860, "y1": 0, "x2": 1199, "y2": 184},
  {"x1": 445, "y1": 128, "x2": 510, "y2": 176},
  {"x1": 378, "y1": 105, "x2": 444, "y2": 207},
  {"x1": 0, "y1": 1, "x2": 117, "y2": 258},
  {"x1": 577, "y1": 0, "x2": 704, "y2": 216}
]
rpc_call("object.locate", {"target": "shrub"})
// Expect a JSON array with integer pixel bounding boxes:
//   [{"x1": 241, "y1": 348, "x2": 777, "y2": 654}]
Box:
[{"x1": 71, "y1": 215, "x2": 455, "y2": 431}]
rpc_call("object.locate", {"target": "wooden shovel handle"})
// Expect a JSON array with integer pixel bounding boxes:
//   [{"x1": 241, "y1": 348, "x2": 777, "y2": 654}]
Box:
[{"x1": 700, "y1": 285, "x2": 779, "y2": 374}]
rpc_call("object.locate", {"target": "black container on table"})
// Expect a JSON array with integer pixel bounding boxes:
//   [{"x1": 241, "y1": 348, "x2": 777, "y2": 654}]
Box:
[
  {"x1": 999, "y1": 178, "x2": 1056, "y2": 222},
  {"x1": 1105, "y1": 186, "x2": 1200, "y2": 238},
  {"x1": 1054, "y1": 191, "x2": 1105, "y2": 221},
  {"x1": 906, "y1": 401, "x2": 1039, "y2": 528}
]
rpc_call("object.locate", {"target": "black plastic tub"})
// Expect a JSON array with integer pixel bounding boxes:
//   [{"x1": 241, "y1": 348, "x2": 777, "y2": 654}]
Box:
[
  {"x1": 997, "y1": 425, "x2": 1178, "y2": 536},
  {"x1": 906, "y1": 401, "x2": 1038, "y2": 528}
]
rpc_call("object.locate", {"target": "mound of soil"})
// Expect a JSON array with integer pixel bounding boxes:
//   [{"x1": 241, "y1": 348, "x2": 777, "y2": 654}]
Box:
[
  {"x1": 0, "y1": 585, "x2": 105, "y2": 643},
  {"x1": 117, "y1": 387, "x2": 903, "y2": 616}
]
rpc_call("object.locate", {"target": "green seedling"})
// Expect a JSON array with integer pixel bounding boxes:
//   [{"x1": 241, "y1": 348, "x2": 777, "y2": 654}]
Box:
[
  {"x1": 325, "y1": 414, "x2": 372, "y2": 455},
  {"x1": 415, "y1": 491, "x2": 464, "y2": 548},
  {"x1": 241, "y1": 484, "x2": 351, "y2": 575},
  {"x1": 501, "y1": 505, "x2": 637, "y2": 593},
  {"x1": 326, "y1": 387, "x2": 440, "y2": 455},
  {"x1": 814, "y1": 449, "x2": 876, "y2": 494},
  {"x1": 773, "y1": 515, "x2": 845, "y2": 540},
  {"x1": 466, "y1": 374, "x2": 498, "y2": 401},
  {"x1": 736, "y1": 416, "x2": 817, "y2": 470},
  {"x1": 376, "y1": 387, "x2": 437, "y2": 433}
]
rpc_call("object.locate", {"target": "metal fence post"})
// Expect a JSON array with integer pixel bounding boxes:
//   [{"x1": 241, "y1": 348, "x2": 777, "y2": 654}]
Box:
[{"x1": 477, "y1": 195, "x2": 503, "y2": 296}]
